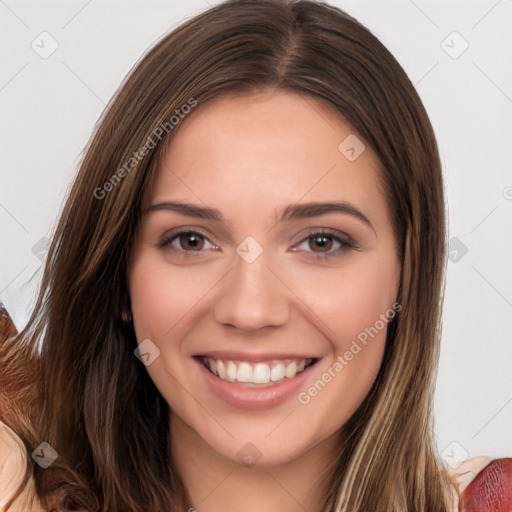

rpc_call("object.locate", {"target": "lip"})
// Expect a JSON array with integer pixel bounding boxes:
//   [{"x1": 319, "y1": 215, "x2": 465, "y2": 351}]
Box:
[{"x1": 194, "y1": 356, "x2": 319, "y2": 410}]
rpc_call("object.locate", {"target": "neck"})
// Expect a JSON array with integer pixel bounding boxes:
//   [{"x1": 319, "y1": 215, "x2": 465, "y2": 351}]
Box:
[{"x1": 169, "y1": 413, "x2": 341, "y2": 512}]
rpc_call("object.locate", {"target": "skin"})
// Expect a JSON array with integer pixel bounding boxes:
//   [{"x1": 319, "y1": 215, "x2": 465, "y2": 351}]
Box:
[{"x1": 128, "y1": 89, "x2": 401, "y2": 512}]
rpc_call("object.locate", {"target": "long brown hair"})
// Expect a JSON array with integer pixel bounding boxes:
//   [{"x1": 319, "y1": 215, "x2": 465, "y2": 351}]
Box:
[{"x1": 0, "y1": 0, "x2": 455, "y2": 510}]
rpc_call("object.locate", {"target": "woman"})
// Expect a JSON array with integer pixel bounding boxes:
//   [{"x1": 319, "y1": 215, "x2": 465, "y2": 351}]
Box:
[{"x1": 0, "y1": 0, "x2": 507, "y2": 510}]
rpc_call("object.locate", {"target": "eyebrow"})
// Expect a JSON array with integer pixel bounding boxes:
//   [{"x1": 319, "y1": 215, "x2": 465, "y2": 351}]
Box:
[{"x1": 144, "y1": 200, "x2": 375, "y2": 233}]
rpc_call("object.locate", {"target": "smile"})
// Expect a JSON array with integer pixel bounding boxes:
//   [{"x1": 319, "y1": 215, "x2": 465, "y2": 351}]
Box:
[{"x1": 197, "y1": 356, "x2": 317, "y2": 387}]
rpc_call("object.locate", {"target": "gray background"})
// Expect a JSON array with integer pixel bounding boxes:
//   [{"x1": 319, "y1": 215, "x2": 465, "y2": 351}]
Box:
[{"x1": 1, "y1": 0, "x2": 511, "y2": 466}]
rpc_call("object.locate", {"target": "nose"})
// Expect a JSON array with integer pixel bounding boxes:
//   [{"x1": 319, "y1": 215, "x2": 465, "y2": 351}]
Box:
[{"x1": 213, "y1": 248, "x2": 290, "y2": 333}]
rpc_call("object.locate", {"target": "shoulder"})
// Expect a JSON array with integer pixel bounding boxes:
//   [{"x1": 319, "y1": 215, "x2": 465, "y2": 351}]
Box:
[
  {"x1": 0, "y1": 420, "x2": 44, "y2": 512},
  {"x1": 446, "y1": 455, "x2": 512, "y2": 512}
]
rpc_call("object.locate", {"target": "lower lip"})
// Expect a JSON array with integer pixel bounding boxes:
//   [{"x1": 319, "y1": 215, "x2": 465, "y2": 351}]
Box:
[{"x1": 195, "y1": 358, "x2": 318, "y2": 410}]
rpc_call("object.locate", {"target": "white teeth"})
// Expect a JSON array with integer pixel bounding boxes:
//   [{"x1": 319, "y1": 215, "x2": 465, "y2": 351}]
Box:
[
  {"x1": 202, "y1": 357, "x2": 314, "y2": 385},
  {"x1": 237, "y1": 362, "x2": 253, "y2": 383},
  {"x1": 216, "y1": 360, "x2": 227, "y2": 379},
  {"x1": 284, "y1": 361, "x2": 297, "y2": 378},
  {"x1": 270, "y1": 363, "x2": 285, "y2": 382},
  {"x1": 253, "y1": 363, "x2": 271, "y2": 384},
  {"x1": 226, "y1": 361, "x2": 237, "y2": 381}
]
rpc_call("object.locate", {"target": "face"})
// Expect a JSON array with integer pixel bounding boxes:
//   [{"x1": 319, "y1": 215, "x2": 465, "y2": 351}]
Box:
[{"x1": 128, "y1": 90, "x2": 401, "y2": 467}]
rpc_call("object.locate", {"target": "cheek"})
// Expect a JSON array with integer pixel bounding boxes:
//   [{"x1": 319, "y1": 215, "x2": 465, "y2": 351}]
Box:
[
  {"x1": 128, "y1": 256, "x2": 203, "y2": 409},
  {"x1": 340, "y1": 258, "x2": 399, "y2": 372},
  {"x1": 297, "y1": 251, "x2": 399, "y2": 396},
  {"x1": 297, "y1": 252, "x2": 399, "y2": 347},
  {"x1": 129, "y1": 255, "x2": 212, "y2": 343},
  {"x1": 130, "y1": 261, "x2": 173, "y2": 342}
]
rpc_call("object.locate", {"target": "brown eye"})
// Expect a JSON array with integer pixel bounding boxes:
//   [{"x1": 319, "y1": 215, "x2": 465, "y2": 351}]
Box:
[
  {"x1": 157, "y1": 230, "x2": 218, "y2": 254},
  {"x1": 308, "y1": 234, "x2": 334, "y2": 252},
  {"x1": 178, "y1": 232, "x2": 205, "y2": 251},
  {"x1": 293, "y1": 230, "x2": 357, "y2": 260}
]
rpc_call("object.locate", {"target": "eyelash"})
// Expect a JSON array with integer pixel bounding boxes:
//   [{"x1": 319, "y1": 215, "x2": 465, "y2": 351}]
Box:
[{"x1": 156, "y1": 228, "x2": 359, "y2": 260}]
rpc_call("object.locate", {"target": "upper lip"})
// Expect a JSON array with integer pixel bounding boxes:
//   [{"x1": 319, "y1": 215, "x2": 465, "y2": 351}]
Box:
[{"x1": 194, "y1": 351, "x2": 319, "y2": 362}]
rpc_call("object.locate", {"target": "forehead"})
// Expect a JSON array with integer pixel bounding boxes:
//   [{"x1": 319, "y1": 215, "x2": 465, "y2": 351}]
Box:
[{"x1": 148, "y1": 90, "x2": 389, "y2": 230}]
